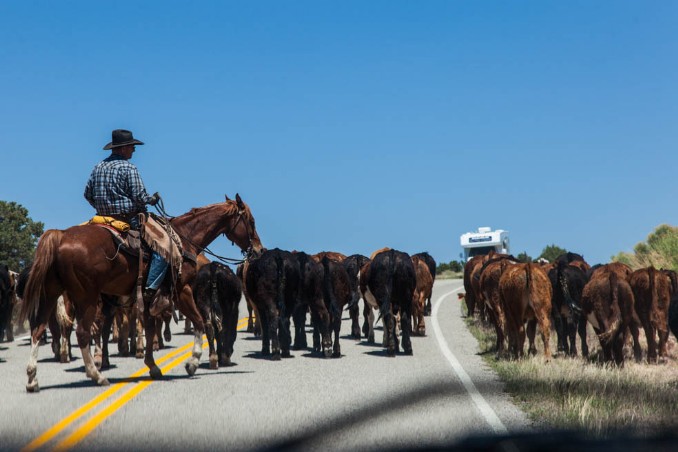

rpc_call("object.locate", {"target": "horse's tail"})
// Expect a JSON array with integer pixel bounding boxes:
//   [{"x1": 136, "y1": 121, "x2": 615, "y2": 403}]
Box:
[{"x1": 20, "y1": 229, "x2": 63, "y2": 322}]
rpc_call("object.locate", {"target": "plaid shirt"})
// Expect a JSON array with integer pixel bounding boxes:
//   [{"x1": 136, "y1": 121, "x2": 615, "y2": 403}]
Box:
[{"x1": 84, "y1": 154, "x2": 152, "y2": 218}]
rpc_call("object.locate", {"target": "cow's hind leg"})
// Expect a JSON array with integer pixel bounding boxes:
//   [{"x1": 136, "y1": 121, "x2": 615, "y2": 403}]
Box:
[
  {"x1": 331, "y1": 314, "x2": 342, "y2": 358},
  {"x1": 279, "y1": 312, "x2": 292, "y2": 358},
  {"x1": 142, "y1": 308, "x2": 162, "y2": 379},
  {"x1": 26, "y1": 322, "x2": 49, "y2": 392},
  {"x1": 400, "y1": 309, "x2": 413, "y2": 355},
  {"x1": 206, "y1": 317, "x2": 218, "y2": 370}
]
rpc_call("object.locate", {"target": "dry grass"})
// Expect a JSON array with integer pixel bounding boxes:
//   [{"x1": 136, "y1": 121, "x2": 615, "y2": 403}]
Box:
[{"x1": 464, "y1": 308, "x2": 678, "y2": 438}]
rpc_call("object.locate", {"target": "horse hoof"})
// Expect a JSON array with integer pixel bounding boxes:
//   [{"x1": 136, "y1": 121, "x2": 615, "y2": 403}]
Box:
[
  {"x1": 98, "y1": 377, "x2": 110, "y2": 386},
  {"x1": 332, "y1": 351, "x2": 341, "y2": 358},
  {"x1": 149, "y1": 366, "x2": 163, "y2": 379},
  {"x1": 185, "y1": 360, "x2": 198, "y2": 376},
  {"x1": 323, "y1": 349, "x2": 332, "y2": 358},
  {"x1": 404, "y1": 349, "x2": 413, "y2": 356},
  {"x1": 271, "y1": 353, "x2": 281, "y2": 361},
  {"x1": 60, "y1": 355, "x2": 70, "y2": 364},
  {"x1": 26, "y1": 381, "x2": 40, "y2": 393},
  {"x1": 209, "y1": 359, "x2": 218, "y2": 370},
  {"x1": 281, "y1": 350, "x2": 291, "y2": 358}
]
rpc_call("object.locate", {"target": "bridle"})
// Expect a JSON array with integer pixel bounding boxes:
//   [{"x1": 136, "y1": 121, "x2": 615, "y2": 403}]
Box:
[{"x1": 154, "y1": 199, "x2": 256, "y2": 266}]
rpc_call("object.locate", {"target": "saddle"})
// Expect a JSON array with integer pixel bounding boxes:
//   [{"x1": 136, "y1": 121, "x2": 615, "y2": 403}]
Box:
[{"x1": 86, "y1": 214, "x2": 184, "y2": 318}]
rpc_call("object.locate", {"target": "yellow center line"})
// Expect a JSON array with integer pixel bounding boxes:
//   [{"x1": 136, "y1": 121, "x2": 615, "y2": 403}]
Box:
[{"x1": 22, "y1": 316, "x2": 251, "y2": 452}]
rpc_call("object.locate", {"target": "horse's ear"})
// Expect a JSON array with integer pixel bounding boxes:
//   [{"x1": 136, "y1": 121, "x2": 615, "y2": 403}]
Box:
[
  {"x1": 235, "y1": 193, "x2": 245, "y2": 209},
  {"x1": 225, "y1": 195, "x2": 231, "y2": 202}
]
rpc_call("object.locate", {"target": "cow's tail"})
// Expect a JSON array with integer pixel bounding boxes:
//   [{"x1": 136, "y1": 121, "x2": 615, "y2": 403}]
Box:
[
  {"x1": 20, "y1": 229, "x2": 63, "y2": 322},
  {"x1": 275, "y1": 252, "x2": 286, "y2": 317},
  {"x1": 321, "y1": 257, "x2": 341, "y2": 320},
  {"x1": 599, "y1": 272, "x2": 622, "y2": 346},
  {"x1": 209, "y1": 263, "x2": 223, "y2": 332},
  {"x1": 55, "y1": 295, "x2": 74, "y2": 329},
  {"x1": 558, "y1": 260, "x2": 582, "y2": 315},
  {"x1": 648, "y1": 267, "x2": 659, "y2": 326},
  {"x1": 379, "y1": 251, "x2": 396, "y2": 319},
  {"x1": 525, "y1": 262, "x2": 532, "y2": 302}
]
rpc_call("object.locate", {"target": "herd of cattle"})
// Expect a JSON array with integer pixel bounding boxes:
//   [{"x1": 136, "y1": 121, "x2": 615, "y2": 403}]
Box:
[
  {"x1": 3, "y1": 248, "x2": 678, "y2": 372},
  {"x1": 463, "y1": 251, "x2": 678, "y2": 365},
  {"x1": 0, "y1": 247, "x2": 438, "y2": 370}
]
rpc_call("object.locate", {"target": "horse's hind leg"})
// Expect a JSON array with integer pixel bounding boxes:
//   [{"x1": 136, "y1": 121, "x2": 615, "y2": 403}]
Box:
[{"x1": 176, "y1": 285, "x2": 203, "y2": 376}]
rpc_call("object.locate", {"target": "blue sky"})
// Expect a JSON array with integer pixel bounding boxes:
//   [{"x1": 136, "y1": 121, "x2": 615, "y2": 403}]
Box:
[{"x1": 1, "y1": 1, "x2": 676, "y2": 266}]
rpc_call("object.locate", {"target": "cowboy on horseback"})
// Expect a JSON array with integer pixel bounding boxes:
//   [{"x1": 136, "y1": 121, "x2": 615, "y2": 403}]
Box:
[{"x1": 84, "y1": 129, "x2": 170, "y2": 315}]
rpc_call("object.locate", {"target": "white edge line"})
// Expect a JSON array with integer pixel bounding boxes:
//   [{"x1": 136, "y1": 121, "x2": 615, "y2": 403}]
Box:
[{"x1": 431, "y1": 286, "x2": 509, "y2": 435}]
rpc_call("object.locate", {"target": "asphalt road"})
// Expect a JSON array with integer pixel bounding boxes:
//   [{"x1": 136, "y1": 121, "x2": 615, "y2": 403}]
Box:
[{"x1": 0, "y1": 279, "x2": 531, "y2": 451}]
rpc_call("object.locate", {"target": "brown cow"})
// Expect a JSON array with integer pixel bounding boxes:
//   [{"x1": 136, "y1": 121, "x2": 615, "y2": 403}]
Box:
[
  {"x1": 581, "y1": 264, "x2": 641, "y2": 365},
  {"x1": 463, "y1": 254, "x2": 486, "y2": 319},
  {"x1": 629, "y1": 267, "x2": 671, "y2": 363},
  {"x1": 499, "y1": 263, "x2": 552, "y2": 359},
  {"x1": 411, "y1": 255, "x2": 433, "y2": 336},
  {"x1": 313, "y1": 251, "x2": 347, "y2": 263},
  {"x1": 479, "y1": 255, "x2": 519, "y2": 357}
]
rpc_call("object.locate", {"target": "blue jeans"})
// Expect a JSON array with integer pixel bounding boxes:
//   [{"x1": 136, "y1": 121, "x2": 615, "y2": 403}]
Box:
[
  {"x1": 146, "y1": 252, "x2": 169, "y2": 290},
  {"x1": 128, "y1": 214, "x2": 168, "y2": 290}
]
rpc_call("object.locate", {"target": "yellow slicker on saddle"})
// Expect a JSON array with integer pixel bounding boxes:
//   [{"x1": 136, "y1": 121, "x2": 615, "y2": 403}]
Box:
[{"x1": 81, "y1": 215, "x2": 130, "y2": 233}]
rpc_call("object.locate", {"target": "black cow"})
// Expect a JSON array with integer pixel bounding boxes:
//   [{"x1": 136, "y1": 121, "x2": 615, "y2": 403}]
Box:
[
  {"x1": 193, "y1": 262, "x2": 242, "y2": 368},
  {"x1": 245, "y1": 248, "x2": 301, "y2": 360},
  {"x1": 548, "y1": 260, "x2": 589, "y2": 357},
  {"x1": 360, "y1": 249, "x2": 416, "y2": 356},
  {"x1": 661, "y1": 269, "x2": 678, "y2": 342},
  {"x1": 0, "y1": 265, "x2": 12, "y2": 342},
  {"x1": 412, "y1": 252, "x2": 436, "y2": 315},
  {"x1": 343, "y1": 254, "x2": 371, "y2": 338},
  {"x1": 292, "y1": 251, "x2": 332, "y2": 357}
]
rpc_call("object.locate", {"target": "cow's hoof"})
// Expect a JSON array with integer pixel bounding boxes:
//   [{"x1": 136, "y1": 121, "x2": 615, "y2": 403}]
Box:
[{"x1": 149, "y1": 366, "x2": 163, "y2": 379}]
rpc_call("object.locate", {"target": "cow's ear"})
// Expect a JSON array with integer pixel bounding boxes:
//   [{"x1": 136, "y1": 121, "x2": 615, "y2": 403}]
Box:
[
  {"x1": 235, "y1": 193, "x2": 245, "y2": 209},
  {"x1": 225, "y1": 195, "x2": 231, "y2": 202}
]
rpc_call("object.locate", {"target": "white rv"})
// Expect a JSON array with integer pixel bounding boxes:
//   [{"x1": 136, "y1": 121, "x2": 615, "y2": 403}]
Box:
[{"x1": 460, "y1": 227, "x2": 510, "y2": 261}]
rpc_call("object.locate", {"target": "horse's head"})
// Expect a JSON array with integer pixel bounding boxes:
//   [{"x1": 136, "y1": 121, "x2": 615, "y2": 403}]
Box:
[{"x1": 224, "y1": 194, "x2": 264, "y2": 259}]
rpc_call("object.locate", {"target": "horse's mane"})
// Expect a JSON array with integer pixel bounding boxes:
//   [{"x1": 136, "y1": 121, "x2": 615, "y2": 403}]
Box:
[{"x1": 171, "y1": 201, "x2": 245, "y2": 227}]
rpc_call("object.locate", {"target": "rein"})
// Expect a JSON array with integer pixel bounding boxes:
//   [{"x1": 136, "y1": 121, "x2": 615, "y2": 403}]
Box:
[{"x1": 152, "y1": 198, "x2": 252, "y2": 267}]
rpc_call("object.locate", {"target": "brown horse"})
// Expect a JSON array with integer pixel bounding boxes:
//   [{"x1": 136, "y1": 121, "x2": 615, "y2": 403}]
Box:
[{"x1": 20, "y1": 194, "x2": 263, "y2": 392}]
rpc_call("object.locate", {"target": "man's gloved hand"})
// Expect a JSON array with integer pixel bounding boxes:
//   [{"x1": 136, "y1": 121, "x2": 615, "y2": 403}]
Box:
[{"x1": 148, "y1": 192, "x2": 161, "y2": 206}]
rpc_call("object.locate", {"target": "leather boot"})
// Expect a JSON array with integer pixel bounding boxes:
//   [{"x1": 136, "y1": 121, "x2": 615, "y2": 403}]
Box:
[{"x1": 145, "y1": 288, "x2": 171, "y2": 317}]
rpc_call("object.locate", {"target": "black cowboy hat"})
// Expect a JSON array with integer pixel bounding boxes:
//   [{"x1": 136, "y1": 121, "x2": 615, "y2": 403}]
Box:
[{"x1": 103, "y1": 129, "x2": 145, "y2": 150}]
